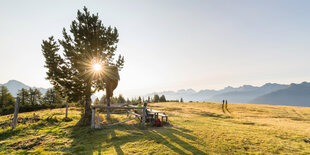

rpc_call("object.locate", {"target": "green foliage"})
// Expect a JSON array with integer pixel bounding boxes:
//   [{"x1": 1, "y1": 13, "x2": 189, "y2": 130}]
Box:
[
  {"x1": 153, "y1": 94, "x2": 159, "y2": 102},
  {"x1": 1, "y1": 87, "x2": 66, "y2": 115},
  {"x1": 99, "y1": 94, "x2": 126, "y2": 104},
  {"x1": 126, "y1": 98, "x2": 131, "y2": 104},
  {"x1": 138, "y1": 96, "x2": 142, "y2": 103},
  {"x1": 0, "y1": 86, "x2": 15, "y2": 114},
  {"x1": 17, "y1": 88, "x2": 29, "y2": 105},
  {"x1": 43, "y1": 88, "x2": 63, "y2": 105},
  {"x1": 159, "y1": 95, "x2": 166, "y2": 102},
  {"x1": 28, "y1": 88, "x2": 42, "y2": 105},
  {"x1": 42, "y1": 7, "x2": 124, "y2": 124},
  {"x1": 180, "y1": 98, "x2": 184, "y2": 103},
  {"x1": 117, "y1": 94, "x2": 126, "y2": 104},
  {"x1": 42, "y1": 7, "x2": 124, "y2": 102}
]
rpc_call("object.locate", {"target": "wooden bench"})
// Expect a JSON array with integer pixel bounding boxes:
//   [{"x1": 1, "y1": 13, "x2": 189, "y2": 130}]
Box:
[{"x1": 128, "y1": 110, "x2": 154, "y2": 124}]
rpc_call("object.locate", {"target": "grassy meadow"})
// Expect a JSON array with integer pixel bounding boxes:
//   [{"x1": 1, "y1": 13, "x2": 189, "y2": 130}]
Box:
[{"x1": 0, "y1": 102, "x2": 310, "y2": 154}]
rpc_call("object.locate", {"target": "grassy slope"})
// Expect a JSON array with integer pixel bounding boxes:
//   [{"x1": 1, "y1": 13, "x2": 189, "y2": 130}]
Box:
[{"x1": 0, "y1": 102, "x2": 310, "y2": 154}]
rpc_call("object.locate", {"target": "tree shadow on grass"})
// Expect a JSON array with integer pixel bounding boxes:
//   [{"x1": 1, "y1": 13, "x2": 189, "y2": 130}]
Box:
[
  {"x1": 0, "y1": 128, "x2": 23, "y2": 141},
  {"x1": 151, "y1": 128, "x2": 207, "y2": 154},
  {"x1": 67, "y1": 115, "x2": 144, "y2": 154},
  {"x1": 0, "y1": 119, "x2": 56, "y2": 141},
  {"x1": 68, "y1": 120, "x2": 207, "y2": 154},
  {"x1": 197, "y1": 111, "x2": 232, "y2": 119}
]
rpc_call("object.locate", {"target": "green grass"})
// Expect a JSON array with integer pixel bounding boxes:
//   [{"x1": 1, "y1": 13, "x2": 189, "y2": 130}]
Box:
[{"x1": 0, "y1": 102, "x2": 310, "y2": 154}]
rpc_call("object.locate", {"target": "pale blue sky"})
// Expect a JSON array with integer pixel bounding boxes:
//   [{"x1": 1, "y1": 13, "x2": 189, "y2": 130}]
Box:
[{"x1": 0, "y1": 0, "x2": 310, "y2": 97}]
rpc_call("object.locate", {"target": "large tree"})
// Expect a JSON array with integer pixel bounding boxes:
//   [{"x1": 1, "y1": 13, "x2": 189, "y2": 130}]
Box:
[{"x1": 42, "y1": 7, "x2": 124, "y2": 125}]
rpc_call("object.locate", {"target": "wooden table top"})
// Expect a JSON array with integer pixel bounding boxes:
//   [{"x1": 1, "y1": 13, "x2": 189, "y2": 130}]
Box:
[{"x1": 148, "y1": 109, "x2": 161, "y2": 114}]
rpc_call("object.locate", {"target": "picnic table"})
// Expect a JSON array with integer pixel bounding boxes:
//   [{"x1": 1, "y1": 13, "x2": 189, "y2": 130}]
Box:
[{"x1": 147, "y1": 109, "x2": 168, "y2": 123}]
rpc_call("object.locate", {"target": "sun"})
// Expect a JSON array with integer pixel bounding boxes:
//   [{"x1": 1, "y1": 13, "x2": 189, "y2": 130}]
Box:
[{"x1": 92, "y1": 63, "x2": 102, "y2": 72}]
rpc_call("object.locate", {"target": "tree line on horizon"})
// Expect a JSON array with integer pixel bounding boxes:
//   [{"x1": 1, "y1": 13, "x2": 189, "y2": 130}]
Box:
[
  {"x1": 0, "y1": 86, "x2": 66, "y2": 115},
  {"x1": 92, "y1": 94, "x2": 183, "y2": 105},
  {"x1": 0, "y1": 83, "x2": 186, "y2": 116}
]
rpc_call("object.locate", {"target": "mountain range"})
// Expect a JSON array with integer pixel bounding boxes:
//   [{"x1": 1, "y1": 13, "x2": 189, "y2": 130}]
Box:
[
  {"x1": 1, "y1": 80, "x2": 310, "y2": 107},
  {"x1": 145, "y1": 82, "x2": 310, "y2": 107}
]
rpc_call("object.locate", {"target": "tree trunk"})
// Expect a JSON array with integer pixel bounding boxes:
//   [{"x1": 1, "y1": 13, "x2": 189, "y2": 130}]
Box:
[
  {"x1": 79, "y1": 86, "x2": 92, "y2": 126},
  {"x1": 65, "y1": 101, "x2": 68, "y2": 118},
  {"x1": 106, "y1": 96, "x2": 111, "y2": 119}
]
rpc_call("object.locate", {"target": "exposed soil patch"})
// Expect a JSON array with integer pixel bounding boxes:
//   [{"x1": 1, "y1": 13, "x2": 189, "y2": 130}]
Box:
[
  {"x1": 0, "y1": 116, "x2": 42, "y2": 129},
  {"x1": 0, "y1": 121, "x2": 10, "y2": 129},
  {"x1": 16, "y1": 117, "x2": 42, "y2": 124},
  {"x1": 9, "y1": 135, "x2": 46, "y2": 150}
]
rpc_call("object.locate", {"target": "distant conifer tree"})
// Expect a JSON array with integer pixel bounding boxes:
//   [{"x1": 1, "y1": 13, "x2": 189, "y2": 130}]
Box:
[
  {"x1": 159, "y1": 95, "x2": 166, "y2": 102},
  {"x1": 118, "y1": 94, "x2": 126, "y2": 103},
  {"x1": 153, "y1": 94, "x2": 160, "y2": 102},
  {"x1": 43, "y1": 88, "x2": 63, "y2": 105},
  {"x1": 138, "y1": 96, "x2": 142, "y2": 103},
  {"x1": 29, "y1": 88, "x2": 42, "y2": 105},
  {"x1": 17, "y1": 88, "x2": 29, "y2": 105},
  {"x1": 0, "y1": 86, "x2": 15, "y2": 110},
  {"x1": 147, "y1": 96, "x2": 151, "y2": 103}
]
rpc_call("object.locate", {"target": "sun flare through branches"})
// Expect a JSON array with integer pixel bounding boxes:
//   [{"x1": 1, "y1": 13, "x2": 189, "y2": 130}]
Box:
[{"x1": 93, "y1": 63, "x2": 102, "y2": 72}]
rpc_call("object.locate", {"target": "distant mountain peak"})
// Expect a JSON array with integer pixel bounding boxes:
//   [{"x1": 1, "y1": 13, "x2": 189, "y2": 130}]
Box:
[
  {"x1": 1, "y1": 80, "x2": 48, "y2": 97},
  {"x1": 6, "y1": 79, "x2": 26, "y2": 85},
  {"x1": 8, "y1": 79, "x2": 19, "y2": 83},
  {"x1": 186, "y1": 89, "x2": 196, "y2": 93},
  {"x1": 223, "y1": 86, "x2": 233, "y2": 89},
  {"x1": 241, "y1": 85, "x2": 255, "y2": 88}
]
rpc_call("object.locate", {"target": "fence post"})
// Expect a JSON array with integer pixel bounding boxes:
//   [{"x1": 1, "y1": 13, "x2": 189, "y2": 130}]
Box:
[
  {"x1": 97, "y1": 112, "x2": 101, "y2": 129},
  {"x1": 142, "y1": 108, "x2": 146, "y2": 126},
  {"x1": 91, "y1": 107, "x2": 95, "y2": 129},
  {"x1": 65, "y1": 101, "x2": 68, "y2": 118},
  {"x1": 12, "y1": 97, "x2": 20, "y2": 129}
]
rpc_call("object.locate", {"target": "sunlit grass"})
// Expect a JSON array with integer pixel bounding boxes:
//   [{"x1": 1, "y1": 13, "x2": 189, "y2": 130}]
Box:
[{"x1": 0, "y1": 102, "x2": 310, "y2": 154}]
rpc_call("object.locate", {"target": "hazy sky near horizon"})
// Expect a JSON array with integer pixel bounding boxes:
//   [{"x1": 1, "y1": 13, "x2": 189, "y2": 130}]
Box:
[{"x1": 1, "y1": 0, "x2": 310, "y2": 97}]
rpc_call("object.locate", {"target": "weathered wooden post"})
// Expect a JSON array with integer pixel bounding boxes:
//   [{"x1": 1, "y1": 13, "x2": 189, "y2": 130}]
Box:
[
  {"x1": 97, "y1": 112, "x2": 101, "y2": 129},
  {"x1": 142, "y1": 107, "x2": 146, "y2": 126},
  {"x1": 106, "y1": 97, "x2": 111, "y2": 119},
  {"x1": 91, "y1": 107, "x2": 95, "y2": 129},
  {"x1": 65, "y1": 100, "x2": 68, "y2": 118},
  {"x1": 12, "y1": 97, "x2": 20, "y2": 129}
]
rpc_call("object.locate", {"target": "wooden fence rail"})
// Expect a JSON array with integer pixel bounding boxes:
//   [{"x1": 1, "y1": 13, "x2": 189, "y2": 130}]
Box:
[{"x1": 91, "y1": 105, "x2": 146, "y2": 129}]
